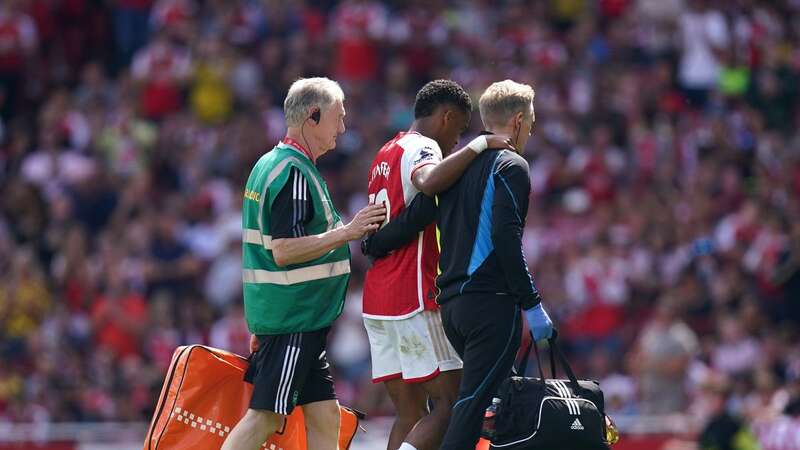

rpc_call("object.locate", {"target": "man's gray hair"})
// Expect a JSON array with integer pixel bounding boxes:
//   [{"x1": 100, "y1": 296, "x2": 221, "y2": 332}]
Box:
[
  {"x1": 283, "y1": 77, "x2": 345, "y2": 127},
  {"x1": 479, "y1": 80, "x2": 535, "y2": 129}
]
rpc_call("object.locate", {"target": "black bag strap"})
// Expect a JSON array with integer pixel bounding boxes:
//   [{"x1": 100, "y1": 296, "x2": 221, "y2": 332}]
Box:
[
  {"x1": 519, "y1": 328, "x2": 557, "y2": 377},
  {"x1": 518, "y1": 331, "x2": 545, "y2": 382},
  {"x1": 550, "y1": 337, "x2": 581, "y2": 392},
  {"x1": 519, "y1": 329, "x2": 581, "y2": 392},
  {"x1": 532, "y1": 337, "x2": 557, "y2": 379}
]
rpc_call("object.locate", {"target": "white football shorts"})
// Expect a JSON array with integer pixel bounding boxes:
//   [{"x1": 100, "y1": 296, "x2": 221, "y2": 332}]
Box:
[{"x1": 364, "y1": 309, "x2": 462, "y2": 383}]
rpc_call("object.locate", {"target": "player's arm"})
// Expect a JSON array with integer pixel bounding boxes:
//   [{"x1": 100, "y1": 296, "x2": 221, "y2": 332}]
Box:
[
  {"x1": 361, "y1": 192, "x2": 437, "y2": 259},
  {"x1": 412, "y1": 134, "x2": 516, "y2": 196},
  {"x1": 490, "y1": 160, "x2": 541, "y2": 309},
  {"x1": 270, "y1": 168, "x2": 385, "y2": 266},
  {"x1": 362, "y1": 134, "x2": 514, "y2": 259}
]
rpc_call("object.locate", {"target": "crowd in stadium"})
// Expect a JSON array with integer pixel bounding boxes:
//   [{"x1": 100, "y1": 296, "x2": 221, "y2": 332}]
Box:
[{"x1": 1, "y1": 0, "x2": 799, "y2": 447}]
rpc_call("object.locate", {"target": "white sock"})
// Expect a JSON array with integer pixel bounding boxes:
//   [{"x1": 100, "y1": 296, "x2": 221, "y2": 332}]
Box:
[{"x1": 398, "y1": 444, "x2": 418, "y2": 450}]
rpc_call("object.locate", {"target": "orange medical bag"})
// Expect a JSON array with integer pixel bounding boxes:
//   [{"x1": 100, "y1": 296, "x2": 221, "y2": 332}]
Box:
[{"x1": 143, "y1": 345, "x2": 361, "y2": 450}]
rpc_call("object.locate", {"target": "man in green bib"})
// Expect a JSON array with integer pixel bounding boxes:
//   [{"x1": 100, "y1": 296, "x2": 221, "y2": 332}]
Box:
[{"x1": 222, "y1": 77, "x2": 386, "y2": 450}]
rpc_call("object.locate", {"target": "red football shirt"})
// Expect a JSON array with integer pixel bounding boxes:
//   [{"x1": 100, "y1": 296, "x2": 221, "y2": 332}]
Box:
[{"x1": 363, "y1": 132, "x2": 442, "y2": 319}]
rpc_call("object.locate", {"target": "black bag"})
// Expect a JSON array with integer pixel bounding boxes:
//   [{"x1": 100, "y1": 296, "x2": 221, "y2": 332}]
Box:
[{"x1": 487, "y1": 332, "x2": 612, "y2": 450}]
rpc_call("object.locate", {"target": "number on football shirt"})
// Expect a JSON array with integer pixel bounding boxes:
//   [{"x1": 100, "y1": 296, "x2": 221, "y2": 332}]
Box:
[{"x1": 370, "y1": 188, "x2": 391, "y2": 228}]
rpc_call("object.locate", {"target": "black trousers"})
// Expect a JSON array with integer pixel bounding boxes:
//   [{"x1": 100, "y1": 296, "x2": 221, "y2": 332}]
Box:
[{"x1": 439, "y1": 293, "x2": 522, "y2": 450}]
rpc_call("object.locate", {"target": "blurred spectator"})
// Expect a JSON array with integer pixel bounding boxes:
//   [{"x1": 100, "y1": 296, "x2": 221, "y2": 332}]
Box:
[
  {"x1": 1, "y1": 247, "x2": 51, "y2": 355},
  {"x1": 113, "y1": 0, "x2": 154, "y2": 69},
  {"x1": 144, "y1": 210, "x2": 201, "y2": 296},
  {"x1": 0, "y1": 1, "x2": 797, "y2": 440},
  {"x1": 131, "y1": 32, "x2": 191, "y2": 120},
  {"x1": 20, "y1": 129, "x2": 96, "y2": 196},
  {"x1": 697, "y1": 378, "x2": 760, "y2": 450},
  {"x1": 150, "y1": 0, "x2": 194, "y2": 42},
  {"x1": 678, "y1": 0, "x2": 729, "y2": 107},
  {"x1": 91, "y1": 267, "x2": 147, "y2": 362},
  {"x1": 752, "y1": 381, "x2": 800, "y2": 450},
  {"x1": 75, "y1": 62, "x2": 117, "y2": 109},
  {"x1": 564, "y1": 236, "x2": 629, "y2": 354},
  {"x1": 587, "y1": 349, "x2": 638, "y2": 416},
  {"x1": 95, "y1": 103, "x2": 158, "y2": 177},
  {"x1": 711, "y1": 315, "x2": 761, "y2": 377},
  {"x1": 630, "y1": 296, "x2": 699, "y2": 414},
  {"x1": 0, "y1": 0, "x2": 37, "y2": 120},
  {"x1": 331, "y1": 0, "x2": 387, "y2": 82},
  {"x1": 774, "y1": 221, "x2": 800, "y2": 324},
  {"x1": 329, "y1": 287, "x2": 372, "y2": 400},
  {"x1": 190, "y1": 36, "x2": 234, "y2": 124},
  {"x1": 208, "y1": 302, "x2": 249, "y2": 357}
]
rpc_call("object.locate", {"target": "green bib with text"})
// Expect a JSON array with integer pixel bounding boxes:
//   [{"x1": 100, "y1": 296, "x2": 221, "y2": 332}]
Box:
[{"x1": 242, "y1": 144, "x2": 350, "y2": 334}]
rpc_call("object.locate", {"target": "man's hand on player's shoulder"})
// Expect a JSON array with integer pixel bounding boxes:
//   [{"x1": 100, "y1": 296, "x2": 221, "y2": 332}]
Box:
[{"x1": 485, "y1": 134, "x2": 516, "y2": 152}]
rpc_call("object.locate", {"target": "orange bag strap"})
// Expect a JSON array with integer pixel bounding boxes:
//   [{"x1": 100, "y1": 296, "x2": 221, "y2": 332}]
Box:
[
  {"x1": 144, "y1": 345, "x2": 191, "y2": 450},
  {"x1": 338, "y1": 407, "x2": 365, "y2": 450}
]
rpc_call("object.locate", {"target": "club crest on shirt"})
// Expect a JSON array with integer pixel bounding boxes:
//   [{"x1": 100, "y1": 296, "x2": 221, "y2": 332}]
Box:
[{"x1": 413, "y1": 147, "x2": 435, "y2": 165}]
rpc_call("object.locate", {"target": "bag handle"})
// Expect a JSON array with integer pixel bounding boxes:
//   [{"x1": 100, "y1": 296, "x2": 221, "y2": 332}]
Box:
[
  {"x1": 518, "y1": 332, "x2": 554, "y2": 382},
  {"x1": 519, "y1": 329, "x2": 581, "y2": 392},
  {"x1": 517, "y1": 330, "x2": 544, "y2": 382},
  {"x1": 549, "y1": 335, "x2": 581, "y2": 392},
  {"x1": 533, "y1": 337, "x2": 558, "y2": 379}
]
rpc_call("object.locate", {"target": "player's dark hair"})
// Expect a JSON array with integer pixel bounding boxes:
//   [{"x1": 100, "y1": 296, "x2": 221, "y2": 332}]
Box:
[{"x1": 413, "y1": 79, "x2": 472, "y2": 119}]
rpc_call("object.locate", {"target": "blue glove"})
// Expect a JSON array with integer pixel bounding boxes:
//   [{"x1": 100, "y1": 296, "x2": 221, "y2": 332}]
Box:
[{"x1": 525, "y1": 303, "x2": 553, "y2": 342}]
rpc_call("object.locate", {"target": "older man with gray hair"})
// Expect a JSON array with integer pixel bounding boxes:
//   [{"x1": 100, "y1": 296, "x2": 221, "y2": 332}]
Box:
[{"x1": 222, "y1": 77, "x2": 385, "y2": 450}]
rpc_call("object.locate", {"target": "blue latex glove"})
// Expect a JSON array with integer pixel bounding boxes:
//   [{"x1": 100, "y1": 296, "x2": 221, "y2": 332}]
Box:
[{"x1": 525, "y1": 303, "x2": 553, "y2": 342}]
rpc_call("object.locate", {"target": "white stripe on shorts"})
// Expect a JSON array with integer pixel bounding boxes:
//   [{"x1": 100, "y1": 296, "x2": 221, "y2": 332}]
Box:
[
  {"x1": 275, "y1": 334, "x2": 294, "y2": 414},
  {"x1": 275, "y1": 334, "x2": 302, "y2": 414},
  {"x1": 431, "y1": 311, "x2": 456, "y2": 362},
  {"x1": 424, "y1": 312, "x2": 445, "y2": 362}
]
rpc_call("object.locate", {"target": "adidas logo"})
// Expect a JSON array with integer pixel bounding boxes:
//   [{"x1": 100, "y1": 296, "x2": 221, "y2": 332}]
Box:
[{"x1": 570, "y1": 418, "x2": 584, "y2": 431}]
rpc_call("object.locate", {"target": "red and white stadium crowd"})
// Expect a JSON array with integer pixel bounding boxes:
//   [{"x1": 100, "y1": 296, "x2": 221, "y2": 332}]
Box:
[{"x1": 0, "y1": 0, "x2": 799, "y2": 448}]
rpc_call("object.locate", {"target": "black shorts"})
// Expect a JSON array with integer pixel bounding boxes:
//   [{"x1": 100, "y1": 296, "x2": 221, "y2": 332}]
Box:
[{"x1": 244, "y1": 327, "x2": 336, "y2": 415}]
